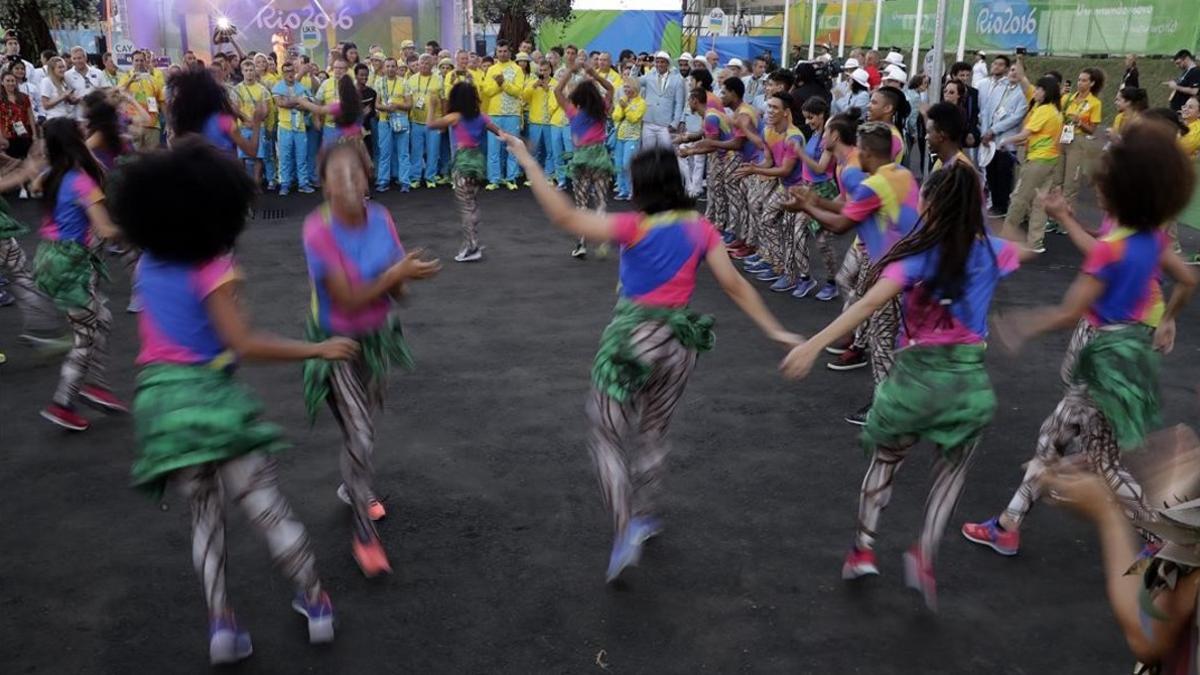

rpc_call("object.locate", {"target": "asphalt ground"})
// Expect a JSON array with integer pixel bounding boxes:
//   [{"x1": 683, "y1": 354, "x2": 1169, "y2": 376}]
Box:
[{"x1": 2, "y1": 182, "x2": 1199, "y2": 674}]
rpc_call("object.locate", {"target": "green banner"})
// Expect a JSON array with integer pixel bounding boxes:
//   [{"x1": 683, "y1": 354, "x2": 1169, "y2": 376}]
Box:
[{"x1": 785, "y1": 0, "x2": 1200, "y2": 56}]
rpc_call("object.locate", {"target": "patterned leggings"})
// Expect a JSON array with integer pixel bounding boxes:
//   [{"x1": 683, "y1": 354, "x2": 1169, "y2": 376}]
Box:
[
  {"x1": 759, "y1": 183, "x2": 798, "y2": 274},
  {"x1": 572, "y1": 169, "x2": 608, "y2": 247},
  {"x1": 704, "y1": 154, "x2": 731, "y2": 235},
  {"x1": 837, "y1": 244, "x2": 870, "y2": 350},
  {"x1": 452, "y1": 172, "x2": 482, "y2": 251},
  {"x1": 54, "y1": 275, "x2": 111, "y2": 407},
  {"x1": 852, "y1": 253, "x2": 900, "y2": 385},
  {"x1": 586, "y1": 321, "x2": 698, "y2": 536},
  {"x1": 326, "y1": 357, "x2": 385, "y2": 542},
  {"x1": 174, "y1": 452, "x2": 322, "y2": 616},
  {"x1": 0, "y1": 237, "x2": 61, "y2": 335},
  {"x1": 1002, "y1": 321, "x2": 1153, "y2": 531},
  {"x1": 857, "y1": 439, "x2": 980, "y2": 565},
  {"x1": 794, "y1": 220, "x2": 840, "y2": 282}
]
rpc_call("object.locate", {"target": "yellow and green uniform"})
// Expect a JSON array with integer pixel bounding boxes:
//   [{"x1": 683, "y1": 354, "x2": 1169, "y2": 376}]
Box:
[
  {"x1": 522, "y1": 78, "x2": 558, "y2": 125},
  {"x1": 1061, "y1": 91, "x2": 1101, "y2": 136},
  {"x1": 375, "y1": 76, "x2": 407, "y2": 124},
  {"x1": 1180, "y1": 119, "x2": 1200, "y2": 159},
  {"x1": 404, "y1": 72, "x2": 443, "y2": 125},
  {"x1": 481, "y1": 61, "x2": 526, "y2": 117},
  {"x1": 119, "y1": 71, "x2": 165, "y2": 128},
  {"x1": 315, "y1": 77, "x2": 340, "y2": 127},
  {"x1": 273, "y1": 79, "x2": 309, "y2": 132},
  {"x1": 234, "y1": 80, "x2": 273, "y2": 131},
  {"x1": 1025, "y1": 103, "x2": 1064, "y2": 162},
  {"x1": 614, "y1": 95, "x2": 646, "y2": 140}
]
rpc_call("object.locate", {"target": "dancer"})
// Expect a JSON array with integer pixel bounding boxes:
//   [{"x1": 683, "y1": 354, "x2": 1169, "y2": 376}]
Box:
[
  {"x1": 168, "y1": 69, "x2": 264, "y2": 157},
  {"x1": 429, "y1": 81, "x2": 504, "y2": 262},
  {"x1": 505, "y1": 135, "x2": 801, "y2": 582},
  {"x1": 112, "y1": 138, "x2": 352, "y2": 665},
  {"x1": 82, "y1": 91, "x2": 133, "y2": 171},
  {"x1": 676, "y1": 85, "x2": 733, "y2": 244},
  {"x1": 782, "y1": 161, "x2": 1023, "y2": 609},
  {"x1": 0, "y1": 155, "x2": 66, "y2": 353},
  {"x1": 33, "y1": 118, "x2": 123, "y2": 431},
  {"x1": 962, "y1": 120, "x2": 1197, "y2": 556},
  {"x1": 785, "y1": 121, "x2": 922, "y2": 425},
  {"x1": 301, "y1": 142, "x2": 441, "y2": 576},
  {"x1": 788, "y1": 96, "x2": 841, "y2": 301},
  {"x1": 553, "y1": 56, "x2": 614, "y2": 259}
]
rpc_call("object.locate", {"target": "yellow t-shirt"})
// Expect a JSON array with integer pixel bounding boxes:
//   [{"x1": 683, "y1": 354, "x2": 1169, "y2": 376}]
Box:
[
  {"x1": 315, "y1": 78, "x2": 339, "y2": 127},
  {"x1": 271, "y1": 79, "x2": 309, "y2": 132},
  {"x1": 481, "y1": 61, "x2": 526, "y2": 117},
  {"x1": 598, "y1": 69, "x2": 623, "y2": 119},
  {"x1": 375, "y1": 76, "x2": 406, "y2": 122},
  {"x1": 118, "y1": 71, "x2": 165, "y2": 128},
  {"x1": 1112, "y1": 111, "x2": 1126, "y2": 135},
  {"x1": 1182, "y1": 119, "x2": 1200, "y2": 159},
  {"x1": 615, "y1": 96, "x2": 646, "y2": 140},
  {"x1": 1061, "y1": 92, "x2": 1101, "y2": 134},
  {"x1": 1025, "y1": 103, "x2": 1064, "y2": 162},
  {"x1": 522, "y1": 77, "x2": 558, "y2": 125},
  {"x1": 233, "y1": 81, "x2": 273, "y2": 130},
  {"x1": 261, "y1": 72, "x2": 280, "y2": 89},
  {"x1": 404, "y1": 73, "x2": 443, "y2": 124}
]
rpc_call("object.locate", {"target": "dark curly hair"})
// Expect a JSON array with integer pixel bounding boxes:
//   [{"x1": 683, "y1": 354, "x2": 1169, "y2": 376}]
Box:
[
  {"x1": 1093, "y1": 119, "x2": 1194, "y2": 231},
  {"x1": 168, "y1": 68, "x2": 236, "y2": 136},
  {"x1": 108, "y1": 137, "x2": 256, "y2": 263},
  {"x1": 568, "y1": 77, "x2": 606, "y2": 127},
  {"x1": 446, "y1": 80, "x2": 480, "y2": 118},
  {"x1": 334, "y1": 74, "x2": 362, "y2": 127}
]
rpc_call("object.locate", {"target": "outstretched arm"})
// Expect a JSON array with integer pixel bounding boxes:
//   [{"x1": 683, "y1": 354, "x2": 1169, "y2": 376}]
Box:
[
  {"x1": 781, "y1": 277, "x2": 902, "y2": 379},
  {"x1": 503, "y1": 131, "x2": 612, "y2": 241},
  {"x1": 706, "y1": 244, "x2": 802, "y2": 348},
  {"x1": 427, "y1": 112, "x2": 461, "y2": 131},
  {"x1": 207, "y1": 282, "x2": 358, "y2": 361}
]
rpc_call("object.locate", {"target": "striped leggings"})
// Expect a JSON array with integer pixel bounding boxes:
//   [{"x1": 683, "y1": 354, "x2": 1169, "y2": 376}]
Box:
[
  {"x1": 586, "y1": 321, "x2": 698, "y2": 536},
  {"x1": 837, "y1": 243, "x2": 870, "y2": 350},
  {"x1": 852, "y1": 252, "x2": 900, "y2": 385},
  {"x1": 54, "y1": 274, "x2": 111, "y2": 407},
  {"x1": 571, "y1": 169, "x2": 608, "y2": 214},
  {"x1": 704, "y1": 154, "x2": 732, "y2": 234},
  {"x1": 0, "y1": 237, "x2": 61, "y2": 335},
  {"x1": 452, "y1": 173, "x2": 482, "y2": 252},
  {"x1": 326, "y1": 357, "x2": 385, "y2": 543},
  {"x1": 793, "y1": 218, "x2": 840, "y2": 282},
  {"x1": 755, "y1": 182, "x2": 795, "y2": 272},
  {"x1": 1002, "y1": 321, "x2": 1153, "y2": 531},
  {"x1": 857, "y1": 439, "x2": 980, "y2": 565},
  {"x1": 174, "y1": 452, "x2": 322, "y2": 615}
]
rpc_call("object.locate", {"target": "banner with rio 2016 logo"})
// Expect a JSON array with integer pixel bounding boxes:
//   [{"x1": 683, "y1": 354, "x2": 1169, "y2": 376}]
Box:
[{"x1": 785, "y1": 0, "x2": 1200, "y2": 56}]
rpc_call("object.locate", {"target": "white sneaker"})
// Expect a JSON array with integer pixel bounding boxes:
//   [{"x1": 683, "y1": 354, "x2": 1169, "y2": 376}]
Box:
[{"x1": 453, "y1": 246, "x2": 483, "y2": 262}]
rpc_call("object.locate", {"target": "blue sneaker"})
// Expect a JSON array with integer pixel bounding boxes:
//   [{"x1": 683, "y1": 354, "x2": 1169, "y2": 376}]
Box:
[
  {"x1": 279, "y1": 187, "x2": 290, "y2": 196},
  {"x1": 815, "y1": 281, "x2": 839, "y2": 301},
  {"x1": 770, "y1": 275, "x2": 798, "y2": 293},
  {"x1": 209, "y1": 615, "x2": 253, "y2": 665},
  {"x1": 755, "y1": 268, "x2": 782, "y2": 282},
  {"x1": 398, "y1": 183, "x2": 410, "y2": 193},
  {"x1": 605, "y1": 527, "x2": 643, "y2": 583},
  {"x1": 629, "y1": 515, "x2": 663, "y2": 545},
  {"x1": 722, "y1": 230, "x2": 736, "y2": 244},
  {"x1": 744, "y1": 261, "x2": 771, "y2": 274},
  {"x1": 291, "y1": 591, "x2": 335, "y2": 644},
  {"x1": 743, "y1": 254, "x2": 762, "y2": 265},
  {"x1": 791, "y1": 277, "x2": 819, "y2": 298},
  {"x1": 298, "y1": 185, "x2": 316, "y2": 194}
]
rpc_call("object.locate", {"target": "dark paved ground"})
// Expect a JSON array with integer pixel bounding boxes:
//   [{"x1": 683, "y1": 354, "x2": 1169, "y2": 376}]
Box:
[{"x1": 2, "y1": 184, "x2": 1199, "y2": 674}]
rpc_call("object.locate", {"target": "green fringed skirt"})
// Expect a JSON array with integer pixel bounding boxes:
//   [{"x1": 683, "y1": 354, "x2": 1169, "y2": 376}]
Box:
[
  {"x1": 1075, "y1": 325, "x2": 1160, "y2": 450},
  {"x1": 302, "y1": 315, "x2": 414, "y2": 422},
  {"x1": 0, "y1": 197, "x2": 28, "y2": 238},
  {"x1": 131, "y1": 364, "x2": 287, "y2": 498},
  {"x1": 591, "y1": 300, "x2": 715, "y2": 403},
  {"x1": 34, "y1": 239, "x2": 107, "y2": 310},
  {"x1": 806, "y1": 179, "x2": 839, "y2": 232},
  {"x1": 569, "y1": 143, "x2": 612, "y2": 178},
  {"x1": 452, "y1": 147, "x2": 487, "y2": 181},
  {"x1": 863, "y1": 344, "x2": 996, "y2": 459}
]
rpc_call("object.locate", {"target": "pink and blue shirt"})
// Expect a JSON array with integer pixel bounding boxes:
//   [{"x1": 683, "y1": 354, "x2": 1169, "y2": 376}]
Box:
[
  {"x1": 702, "y1": 108, "x2": 732, "y2": 144},
  {"x1": 882, "y1": 236, "x2": 1020, "y2": 348},
  {"x1": 841, "y1": 163, "x2": 921, "y2": 260},
  {"x1": 39, "y1": 169, "x2": 104, "y2": 245},
  {"x1": 201, "y1": 113, "x2": 237, "y2": 154},
  {"x1": 134, "y1": 253, "x2": 239, "y2": 368},
  {"x1": 611, "y1": 210, "x2": 722, "y2": 308},
  {"x1": 835, "y1": 151, "x2": 866, "y2": 198},
  {"x1": 564, "y1": 102, "x2": 606, "y2": 147},
  {"x1": 1082, "y1": 226, "x2": 1167, "y2": 328},
  {"x1": 303, "y1": 203, "x2": 405, "y2": 336},
  {"x1": 732, "y1": 104, "x2": 764, "y2": 164},
  {"x1": 452, "y1": 112, "x2": 491, "y2": 150},
  {"x1": 802, "y1": 131, "x2": 829, "y2": 183},
  {"x1": 765, "y1": 125, "x2": 806, "y2": 187}
]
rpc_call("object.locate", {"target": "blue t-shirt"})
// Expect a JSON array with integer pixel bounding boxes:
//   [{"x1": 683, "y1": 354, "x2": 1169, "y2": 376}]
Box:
[
  {"x1": 39, "y1": 169, "x2": 104, "y2": 245},
  {"x1": 135, "y1": 253, "x2": 238, "y2": 368},
  {"x1": 201, "y1": 112, "x2": 237, "y2": 153}
]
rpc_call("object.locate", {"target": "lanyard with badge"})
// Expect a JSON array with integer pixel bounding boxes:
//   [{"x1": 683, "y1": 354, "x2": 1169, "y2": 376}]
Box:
[
  {"x1": 285, "y1": 82, "x2": 301, "y2": 128},
  {"x1": 1060, "y1": 92, "x2": 1087, "y2": 143},
  {"x1": 133, "y1": 72, "x2": 158, "y2": 113},
  {"x1": 413, "y1": 75, "x2": 433, "y2": 111},
  {"x1": 385, "y1": 78, "x2": 407, "y2": 131},
  {"x1": 991, "y1": 82, "x2": 1014, "y2": 123}
]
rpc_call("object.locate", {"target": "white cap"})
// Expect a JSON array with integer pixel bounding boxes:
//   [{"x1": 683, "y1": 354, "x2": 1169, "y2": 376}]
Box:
[
  {"x1": 850, "y1": 68, "x2": 870, "y2": 88},
  {"x1": 884, "y1": 51, "x2": 904, "y2": 66},
  {"x1": 679, "y1": 52, "x2": 693, "y2": 61},
  {"x1": 727, "y1": 58, "x2": 744, "y2": 69},
  {"x1": 883, "y1": 64, "x2": 907, "y2": 83},
  {"x1": 655, "y1": 51, "x2": 670, "y2": 60},
  {"x1": 843, "y1": 57, "x2": 860, "y2": 70},
  {"x1": 692, "y1": 56, "x2": 706, "y2": 64}
]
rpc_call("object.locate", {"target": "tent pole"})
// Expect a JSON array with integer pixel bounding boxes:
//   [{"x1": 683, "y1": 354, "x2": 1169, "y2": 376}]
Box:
[
  {"x1": 838, "y1": 0, "x2": 848, "y2": 57},
  {"x1": 808, "y1": 0, "x2": 818, "y2": 60},
  {"x1": 872, "y1": 0, "x2": 882, "y2": 51},
  {"x1": 910, "y1": 0, "x2": 924, "y2": 76},
  {"x1": 956, "y1": 0, "x2": 970, "y2": 62},
  {"x1": 782, "y1": 0, "x2": 792, "y2": 66}
]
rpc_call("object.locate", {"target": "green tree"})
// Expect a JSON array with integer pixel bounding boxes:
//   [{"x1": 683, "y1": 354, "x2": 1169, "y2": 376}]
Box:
[
  {"x1": 474, "y1": 0, "x2": 572, "y2": 49},
  {"x1": 0, "y1": 0, "x2": 99, "y2": 59}
]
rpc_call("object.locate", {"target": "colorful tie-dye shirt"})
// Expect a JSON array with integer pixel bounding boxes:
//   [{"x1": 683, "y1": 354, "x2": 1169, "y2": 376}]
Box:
[
  {"x1": 564, "y1": 102, "x2": 606, "y2": 147},
  {"x1": 1082, "y1": 225, "x2": 1168, "y2": 328},
  {"x1": 201, "y1": 112, "x2": 237, "y2": 154},
  {"x1": 802, "y1": 130, "x2": 829, "y2": 183},
  {"x1": 841, "y1": 163, "x2": 921, "y2": 259},
  {"x1": 732, "y1": 103, "x2": 764, "y2": 163},
  {"x1": 303, "y1": 203, "x2": 405, "y2": 336},
  {"x1": 452, "y1": 112, "x2": 491, "y2": 150},
  {"x1": 765, "y1": 124, "x2": 806, "y2": 187},
  {"x1": 134, "y1": 253, "x2": 239, "y2": 368},
  {"x1": 611, "y1": 209, "x2": 723, "y2": 308},
  {"x1": 835, "y1": 149, "x2": 867, "y2": 198},
  {"x1": 881, "y1": 236, "x2": 1020, "y2": 347},
  {"x1": 39, "y1": 169, "x2": 103, "y2": 245}
]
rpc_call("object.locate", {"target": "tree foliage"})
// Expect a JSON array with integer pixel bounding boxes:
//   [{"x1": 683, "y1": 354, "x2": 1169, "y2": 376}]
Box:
[
  {"x1": 474, "y1": 0, "x2": 572, "y2": 48},
  {"x1": 0, "y1": 0, "x2": 99, "y2": 58}
]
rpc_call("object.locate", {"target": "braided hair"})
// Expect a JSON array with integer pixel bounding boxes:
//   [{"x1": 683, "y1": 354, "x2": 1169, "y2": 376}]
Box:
[{"x1": 865, "y1": 161, "x2": 990, "y2": 304}]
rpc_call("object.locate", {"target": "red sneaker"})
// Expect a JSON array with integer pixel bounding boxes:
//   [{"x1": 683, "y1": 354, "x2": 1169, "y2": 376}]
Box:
[
  {"x1": 727, "y1": 245, "x2": 754, "y2": 259},
  {"x1": 80, "y1": 385, "x2": 129, "y2": 414},
  {"x1": 41, "y1": 404, "x2": 90, "y2": 431},
  {"x1": 825, "y1": 334, "x2": 854, "y2": 355},
  {"x1": 960, "y1": 517, "x2": 1020, "y2": 556},
  {"x1": 903, "y1": 545, "x2": 937, "y2": 611},
  {"x1": 827, "y1": 346, "x2": 868, "y2": 371},
  {"x1": 842, "y1": 547, "x2": 879, "y2": 580},
  {"x1": 352, "y1": 535, "x2": 392, "y2": 578}
]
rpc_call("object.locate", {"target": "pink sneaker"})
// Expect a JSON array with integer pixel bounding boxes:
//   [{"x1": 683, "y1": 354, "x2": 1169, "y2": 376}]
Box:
[
  {"x1": 903, "y1": 545, "x2": 937, "y2": 611},
  {"x1": 80, "y1": 385, "x2": 129, "y2": 414},
  {"x1": 41, "y1": 404, "x2": 90, "y2": 431},
  {"x1": 842, "y1": 547, "x2": 879, "y2": 580},
  {"x1": 960, "y1": 517, "x2": 1020, "y2": 556}
]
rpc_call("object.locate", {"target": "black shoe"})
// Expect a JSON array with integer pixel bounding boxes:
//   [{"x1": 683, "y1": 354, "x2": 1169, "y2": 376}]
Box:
[{"x1": 845, "y1": 402, "x2": 871, "y2": 426}]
